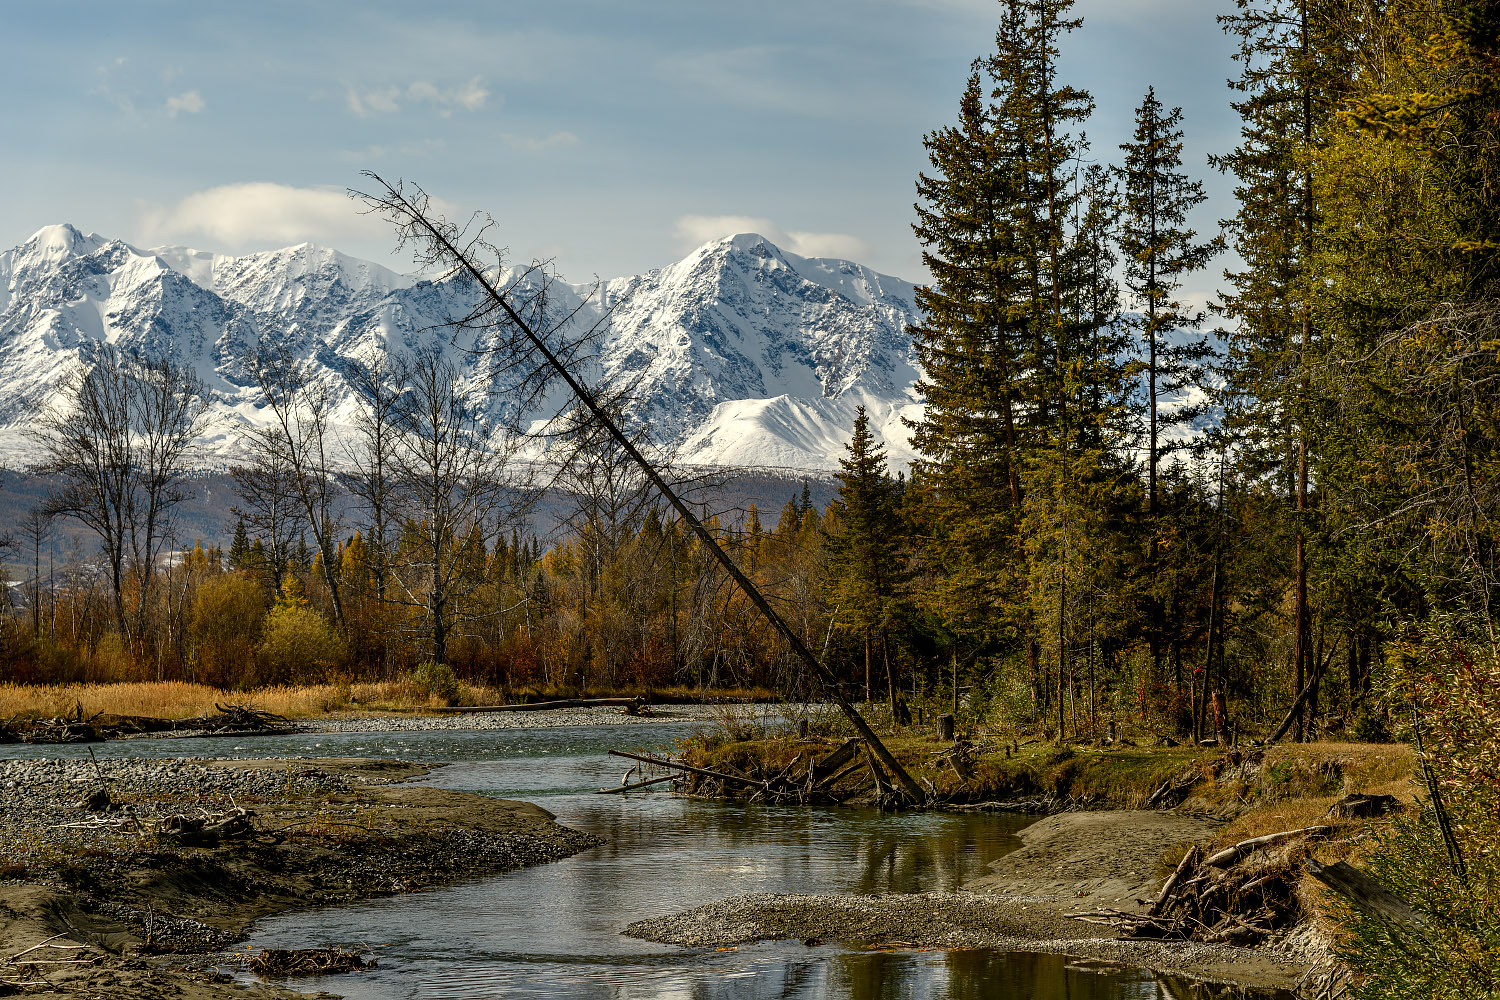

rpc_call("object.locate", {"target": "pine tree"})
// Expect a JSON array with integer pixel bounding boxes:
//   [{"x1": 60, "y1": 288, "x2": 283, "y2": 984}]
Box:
[
  {"x1": 1214, "y1": 0, "x2": 1354, "y2": 738},
  {"x1": 228, "y1": 518, "x2": 252, "y2": 572},
  {"x1": 824, "y1": 407, "x2": 906, "y2": 710},
  {"x1": 1119, "y1": 87, "x2": 1221, "y2": 511},
  {"x1": 1119, "y1": 87, "x2": 1222, "y2": 685}
]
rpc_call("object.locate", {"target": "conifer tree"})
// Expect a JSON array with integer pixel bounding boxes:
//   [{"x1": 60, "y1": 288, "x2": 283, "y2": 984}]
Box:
[
  {"x1": 228, "y1": 519, "x2": 252, "y2": 572},
  {"x1": 1119, "y1": 87, "x2": 1221, "y2": 684},
  {"x1": 1215, "y1": 0, "x2": 1353, "y2": 738},
  {"x1": 1119, "y1": 88, "x2": 1221, "y2": 512},
  {"x1": 824, "y1": 407, "x2": 906, "y2": 710}
]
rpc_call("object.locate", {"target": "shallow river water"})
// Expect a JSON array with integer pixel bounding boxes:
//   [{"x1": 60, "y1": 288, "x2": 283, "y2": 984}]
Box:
[{"x1": 19, "y1": 724, "x2": 1292, "y2": 999}]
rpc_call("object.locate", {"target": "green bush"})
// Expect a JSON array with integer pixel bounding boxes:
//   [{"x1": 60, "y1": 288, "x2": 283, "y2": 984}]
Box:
[
  {"x1": 1351, "y1": 708, "x2": 1394, "y2": 744},
  {"x1": 410, "y1": 660, "x2": 461, "y2": 704},
  {"x1": 1337, "y1": 813, "x2": 1499, "y2": 999},
  {"x1": 255, "y1": 605, "x2": 347, "y2": 686}
]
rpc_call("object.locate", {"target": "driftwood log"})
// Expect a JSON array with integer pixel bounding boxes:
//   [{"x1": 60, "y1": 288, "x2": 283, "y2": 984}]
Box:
[
  {"x1": 597, "y1": 773, "x2": 678, "y2": 794},
  {"x1": 1306, "y1": 859, "x2": 1429, "y2": 939},
  {"x1": 1203, "y1": 825, "x2": 1333, "y2": 867},
  {"x1": 432, "y1": 697, "x2": 648, "y2": 714}
]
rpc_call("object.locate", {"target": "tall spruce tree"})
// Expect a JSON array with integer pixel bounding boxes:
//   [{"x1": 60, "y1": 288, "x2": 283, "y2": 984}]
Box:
[
  {"x1": 824, "y1": 407, "x2": 907, "y2": 710},
  {"x1": 1119, "y1": 88, "x2": 1221, "y2": 513},
  {"x1": 909, "y1": 59, "x2": 1036, "y2": 659},
  {"x1": 911, "y1": 0, "x2": 1101, "y2": 729},
  {"x1": 1119, "y1": 88, "x2": 1221, "y2": 686}
]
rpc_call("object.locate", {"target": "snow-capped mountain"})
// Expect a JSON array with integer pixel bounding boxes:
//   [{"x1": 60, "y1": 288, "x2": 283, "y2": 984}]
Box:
[{"x1": 0, "y1": 224, "x2": 925, "y2": 471}]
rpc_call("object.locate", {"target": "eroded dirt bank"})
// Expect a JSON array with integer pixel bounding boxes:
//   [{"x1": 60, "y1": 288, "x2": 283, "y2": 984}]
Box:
[
  {"x1": 0, "y1": 756, "x2": 597, "y2": 998},
  {"x1": 627, "y1": 810, "x2": 1307, "y2": 993}
]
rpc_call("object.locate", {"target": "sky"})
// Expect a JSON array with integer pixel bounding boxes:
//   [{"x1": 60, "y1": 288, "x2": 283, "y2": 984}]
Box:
[{"x1": 1, "y1": 0, "x2": 1241, "y2": 300}]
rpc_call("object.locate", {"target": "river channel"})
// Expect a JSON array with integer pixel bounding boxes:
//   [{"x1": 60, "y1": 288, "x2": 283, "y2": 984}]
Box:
[{"x1": 18, "y1": 722, "x2": 1293, "y2": 999}]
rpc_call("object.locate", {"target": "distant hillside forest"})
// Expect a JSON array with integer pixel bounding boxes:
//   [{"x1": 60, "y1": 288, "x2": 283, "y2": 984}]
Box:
[{"x1": 2, "y1": 0, "x2": 1498, "y2": 756}]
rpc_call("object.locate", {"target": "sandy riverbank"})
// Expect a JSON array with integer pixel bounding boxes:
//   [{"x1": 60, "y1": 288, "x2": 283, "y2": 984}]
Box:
[
  {"x1": 0, "y1": 756, "x2": 597, "y2": 998},
  {"x1": 627, "y1": 810, "x2": 1313, "y2": 993}
]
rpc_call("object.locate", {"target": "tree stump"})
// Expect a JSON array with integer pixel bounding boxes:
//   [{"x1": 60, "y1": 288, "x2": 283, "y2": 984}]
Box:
[{"x1": 936, "y1": 714, "x2": 955, "y2": 742}]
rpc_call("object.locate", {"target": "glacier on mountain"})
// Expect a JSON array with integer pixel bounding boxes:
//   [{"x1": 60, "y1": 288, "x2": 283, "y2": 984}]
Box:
[{"x1": 0, "y1": 224, "x2": 926, "y2": 472}]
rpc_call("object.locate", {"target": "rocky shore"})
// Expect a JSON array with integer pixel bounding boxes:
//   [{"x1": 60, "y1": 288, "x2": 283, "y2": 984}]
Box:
[{"x1": 0, "y1": 755, "x2": 597, "y2": 998}]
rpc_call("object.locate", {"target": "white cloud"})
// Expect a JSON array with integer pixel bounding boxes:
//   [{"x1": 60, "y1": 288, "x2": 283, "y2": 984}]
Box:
[
  {"x1": 783, "y1": 230, "x2": 868, "y2": 260},
  {"x1": 502, "y1": 130, "x2": 579, "y2": 152},
  {"x1": 675, "y1": 214, "x2": 775, "y2": 244},
  {"x1": 346, "y1": 77, "x2": 493, "y2": 118},
  {"x1": 164, "y1": 91, "x2": 205, "y2": 118},
  {"x1": 138, "y1": 182, "x2": 391, "y2": 248},
  {"x1": 673, "y1": 214, "x2": 867, "y2": 260}
]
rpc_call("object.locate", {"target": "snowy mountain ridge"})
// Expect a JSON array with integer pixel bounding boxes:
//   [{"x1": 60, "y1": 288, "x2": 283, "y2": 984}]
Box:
[{"x1": 0, "y1": 224, "x2": 926, "y2": 472}]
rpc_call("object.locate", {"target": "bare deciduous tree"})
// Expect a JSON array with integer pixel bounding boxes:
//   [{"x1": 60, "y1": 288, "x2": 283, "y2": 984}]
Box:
[
  {"x1": 390, "y1": 344, "x2": 535, "y2": 666},
  {"x1": 37, "y1": 345, "x2": 209, "y2": 643},
  {"x1": 345, "y1": 353, "x2": 404, "y2": 604},
  {"x1": 231, "y1": 430, "x2": 300, "y2": 593},
  {"x1": 20, "y1": 508, "x2": 53, "y2": 637},
  {"x1": 243, "y1": 344, "x2": 348, "y2": 629}
]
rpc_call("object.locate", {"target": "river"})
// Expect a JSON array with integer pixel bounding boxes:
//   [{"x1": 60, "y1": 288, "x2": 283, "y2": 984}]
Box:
[{"x1": 18, "y1": 722, "x2": 1292, "y2": 999}]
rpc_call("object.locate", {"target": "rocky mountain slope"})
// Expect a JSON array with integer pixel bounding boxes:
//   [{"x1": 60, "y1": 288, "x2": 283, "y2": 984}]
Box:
[{"x1": 0, "y1": 224, "x2": 925, "y2": 471}]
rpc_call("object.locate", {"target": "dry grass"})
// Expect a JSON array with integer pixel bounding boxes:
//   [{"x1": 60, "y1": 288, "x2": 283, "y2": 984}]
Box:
[
  {"x1": 0, "y1": 680, "x2": 421, "y2": 720},
  {"x1": 1211, "y1": 742, "x2": 1415, "y2": 849},
  {"x1": 0, "y1": 680, "x2": 775, "y2": 721}
]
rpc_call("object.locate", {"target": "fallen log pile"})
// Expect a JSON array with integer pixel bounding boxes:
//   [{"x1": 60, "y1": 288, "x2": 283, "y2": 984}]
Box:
[
  {"x1": 54, "y1": 806, "x2": 256, "y2": 844},
  {"x1": 607, "y1": 736, "x2": 898, "y2": 806},
  {"x1": 0, "y1": 703, "x2": 290, "y2": 744},
  {"x1": 1067, "y1": 824, "x2": 1338, "y2": 945},
  {"x1": 249, "y1": 947, "x2": 374, "y2": 978}
]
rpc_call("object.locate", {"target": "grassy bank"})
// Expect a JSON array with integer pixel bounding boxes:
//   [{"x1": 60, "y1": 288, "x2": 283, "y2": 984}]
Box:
[
  {"x1": 677, "y1": 709, "x2": 1415, "y2": 831},
  {"x1": 0, "y1": 680, "x2": 777, "y2": 721}
]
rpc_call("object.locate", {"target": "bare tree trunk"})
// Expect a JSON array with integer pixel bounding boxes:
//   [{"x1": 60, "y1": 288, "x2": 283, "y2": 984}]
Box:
[
  {"x1": 865, "y1": 634, "x2": 872, "y2": 704},
  {"x1": 358, "y1": 174, "x2": 927, "y2": 802},
  {"x1": 245, "y1": 345, "x2": 348, "y2": 632}
]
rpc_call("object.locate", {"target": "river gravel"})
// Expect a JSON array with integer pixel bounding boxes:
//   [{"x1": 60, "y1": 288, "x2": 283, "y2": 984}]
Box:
[
  {"x1": 295, "y1": 702, "x2": 790, "y2": 734},
  {"x1": 0, "y1": 757, "x2": 350, "y2": 830}
]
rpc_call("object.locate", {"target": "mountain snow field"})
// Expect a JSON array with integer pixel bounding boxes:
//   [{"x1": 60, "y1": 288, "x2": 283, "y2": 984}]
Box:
[{"x1": 0, "y1": 224, "x2": 926, "y2": 472}]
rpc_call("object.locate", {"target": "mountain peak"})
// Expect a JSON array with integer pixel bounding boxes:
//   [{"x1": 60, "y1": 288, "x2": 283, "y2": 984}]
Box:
[
  {"x1": 724, "y1": 232, "x2": 776, "y2": 252},
  {"x1": 24, "y1": 223, "x2": 103, "y2": 262}
]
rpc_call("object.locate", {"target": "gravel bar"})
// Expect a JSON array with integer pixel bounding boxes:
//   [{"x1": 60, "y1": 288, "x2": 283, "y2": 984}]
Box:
[{"x1": 627, "y1": 892, "x2": 1308, "y2": 991}]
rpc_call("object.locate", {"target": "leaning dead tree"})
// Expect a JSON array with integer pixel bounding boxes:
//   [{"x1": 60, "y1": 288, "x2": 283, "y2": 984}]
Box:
[{"x1": 355, "y1": 173, "x2": 925, "y2": 801}]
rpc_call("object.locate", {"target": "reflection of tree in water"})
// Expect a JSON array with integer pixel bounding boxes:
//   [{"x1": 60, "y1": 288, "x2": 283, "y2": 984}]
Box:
[
  {"x1": 843, "y1": 812, "x2": 1032, "y2": 894},
  {"x1": 818, "y1": 949, "x2": 1292, "y2": 1000},
  {"x1": 826, "y1": 951, "x2": 928, "y2": 1000},
  {"x1": 685, "y1": 954, "x2": 825, "y2": 1000}
]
